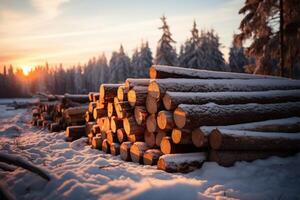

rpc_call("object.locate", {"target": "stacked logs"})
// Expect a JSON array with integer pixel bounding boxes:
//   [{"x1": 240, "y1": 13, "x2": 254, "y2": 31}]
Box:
[
  {"x1": 31, "y1": 93, "x2": 90, "y2": 136},
  {"x1": 84, "y1": 65, "x2": 300, "y2": 173}
]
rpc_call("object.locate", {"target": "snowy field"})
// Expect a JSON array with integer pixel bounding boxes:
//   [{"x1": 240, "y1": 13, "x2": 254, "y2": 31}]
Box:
[{"x1": 0, "y1": 99, "x2": 300, "y2": 200}]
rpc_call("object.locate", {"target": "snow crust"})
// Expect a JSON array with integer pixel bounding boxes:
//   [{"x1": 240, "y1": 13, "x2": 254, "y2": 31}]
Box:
[{"x1": 1, "y1": 99, "x2": 300, "y2": 200}]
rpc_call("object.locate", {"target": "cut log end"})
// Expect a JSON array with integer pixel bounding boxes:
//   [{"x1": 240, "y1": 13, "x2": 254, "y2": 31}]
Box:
[
  {"x1": 102, "y1": 139, "x2": 110, "y2": 153},
  {"x1": 149, "y1": 66, "x2": 157, "y2": 79},
  {"x1": 209, "y1": 129, "x2": 222, "y2": 150},
  {"x1": 143, "y1": 149, "x2": 162, "y2": 165},
  {"x1": 117, "y1": 128, "x2": 127, "y2": 143},
  {"x1": 157, "y1": 110, "x2": 174, "y2": 130},
  {"x1": 110, "y1": 143, "x2": 120, "y2": 156},
  {"x1": 134, "y1": 106, "x2": 148, "y2": 125},
  {"x1": 148, "y1": 81, "x2": 160, "y2": 99},
  {"x1": 120, "y1": 142, "x2": 133, "y2": 161},
  {"x1": 144, "y1": 131, "x2": 156, "y2": 148},
  {"x1": 160, "y1": 137, "x2": 172, "y2": 154},
  {"x1": 127, "y1": 89, "x2": 136, "y2": 107},
  {"x1": 146, "y1": 95, "x2": 159, "y2": 114},
  {"x1": 173, "y1": 107, "x2": 186, "y2": 129},
  {"x1": 162, "y1": 93, "x2": 172, "y2": 110},
  {"x1": 130, "y1": 142, "x2": 148, "y2": 164},
  {"x1": 191, "y1": 128, "x2": 208, "y2": 148},
  {"x1": 146, "y1": 114, "x2": 157, "y2": 133},
  {"x1": 171, "y1": 128, "x2": 182, "y2": 144}
]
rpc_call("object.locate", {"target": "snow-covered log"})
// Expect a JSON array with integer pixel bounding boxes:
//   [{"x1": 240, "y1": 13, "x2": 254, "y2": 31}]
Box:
[
  {"x1": 130, "y1": 142, "x2": 149, "y2": 164},
  {"x1": 191, "y1": 127, "x2": 211, "y2": 148},
  {"x1": 64, "y1": 93, "x2": 89, "y2": 103},
  {"x1": 160, "y1": 136, "x2": 198, "y2": 154},
  {"x1": 49, "y1": 122, "x2": 61, "y2": 132},
  {"x1": 149, "y1": 65, "x2": 284, "y2": 80},
  {"x1": 110, "y1": 116, "x2": 123, "y2": 133},
  {"x1": 128, "y1": 86, "x2": 148, "y2": 107},
  {"x1": 66, "y1": 125, "x2": 86, "y2": 140},
  {"x1": 117, "y1": 128, "x2": 127, "y2": 143},
  {"x1": 171, "y1": 128, "x2": 193, "y2": 145},
  {"x1": 143, "y1": 149, "x2": 163, "y2": 165},
  {"x1": 163, "y1": 90, "x2": 300, "y2": 111},
  {"x1": 120, "y1": 141, "x2": 133, "y2": 161},
  {"x1": 134, "y1": 106, "x2": 148, "y2": 125},
  {"x1": 157, "y1": 110, "x2": 174, "y2": 131},
  {"x1": 0, "y1": 162, "x2": 17, "y2": 172},
  {"x1": 174, "y1": 102, "x2": 300, "y2": 129},
  {"x1": 0, "y1": 152, "x2": 51, "y2": 181},
  {"x1": 209, "y1": 129, "x2": 300, "y2": 151},
  {"x1": 64, "y1": 106, "x2": 88, "y2": 117},
  {"x1": 209, "y1": 150, "x2": 296, "y2": 167},
  {"x1": 125, "y1": 78, "x2": 150, "y2": 89},
  {"x1": 148, "y1": 78, "x2": 300, "y2": 99},
  {"x1": 100, "y1": 83, "x2": 123, "y2": 102},
  {"x1": 157, "y1": 152, "x2": 206, "y2": 173},
  {"x1": 123, "y1": 116, "x2": 146, "y2": 136},
  {"x1": 110, "y1": 142, "x2": 120, "y2": 156}
]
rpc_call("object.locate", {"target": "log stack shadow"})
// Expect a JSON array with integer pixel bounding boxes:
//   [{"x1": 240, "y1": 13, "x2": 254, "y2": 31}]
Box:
[{"x1": 32, "y1": 65, "x2": 300, "y2": 173}]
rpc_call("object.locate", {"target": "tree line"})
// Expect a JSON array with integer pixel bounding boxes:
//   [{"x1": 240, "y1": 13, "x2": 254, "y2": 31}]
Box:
[{"x1": 0, "y1": 0, "x2": 299, "y2": 98}]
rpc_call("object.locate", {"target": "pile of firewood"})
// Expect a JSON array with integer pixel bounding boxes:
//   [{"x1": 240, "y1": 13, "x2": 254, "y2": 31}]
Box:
[
  {"x1": 32, "y1": 65, "x2": 300, "y2": 173},
  {"x1": 31, "y1": 93, "x2": 89, "y2": 133}
]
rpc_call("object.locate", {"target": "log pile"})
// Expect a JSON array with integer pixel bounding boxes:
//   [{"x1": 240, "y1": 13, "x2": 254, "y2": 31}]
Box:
[{"x1": 31, "y1": 65, "x2": 300, "y2": 173}]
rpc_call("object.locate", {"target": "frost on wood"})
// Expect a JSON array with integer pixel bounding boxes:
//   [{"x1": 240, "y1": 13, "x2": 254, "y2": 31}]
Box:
[
  {"x1": 157, "y1": 152, "x2": 206, "y2": 173},
  {"x1": 148, "y1": 78, "x2": 300, "y2": 99}
]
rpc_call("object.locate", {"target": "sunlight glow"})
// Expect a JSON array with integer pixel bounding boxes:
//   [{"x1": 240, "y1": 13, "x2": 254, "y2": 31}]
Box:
[{"x1": 21, "y1": 65, "x2": 32, "y2": 76}]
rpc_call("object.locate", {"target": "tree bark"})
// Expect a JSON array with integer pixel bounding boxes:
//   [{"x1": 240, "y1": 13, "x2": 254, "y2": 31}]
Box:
[
  {"x1": 100, "y1": 83, "x2": 123, "y2": 102},
  {"x1": 66, "y1": 125, "x2": 86, "y2": 140},
  {"x1": 114, "y1": 98, "x2": 133, "y2": 119},
  {"x1": 125, "y1": 78, "x2": 150, "y2": 89},
  {"x1": 191, "y1": 127, "x2": 211, "y2": 148},
  {"x1": 92, "y1": 136, "x2": 103, "y2": 150},
  {"x1": 172, "y1": 128, "x2": 193, "y2": 145},
  {"x1": 127, "y1": 133, "x2": 144, "y2": 143},
  {"x1": 144, "y1": 130, "x2": 157, "y2": 148},
  {"x1": 163, "y1": 90, "x2": 300, "y2": 111},
  {"x1": 123, "y1": 116, "x2": 146, "y2": 136},
  {"x1": 117, "y1": 128, "x2": 127, "y2": 143},
  {"x1": 130, "y1": 142, "x2": 149, "y2": 164},
  {"x1": 156, "y1": 130, "x2": 169, "y2": 147},
  {"x1": 148, "y1": 78, "x2": 300, "y2": 99},
  {"x1": 93, "y1": 108, "x2": 107, "y2": 120},
  {"x1": 143, "y1": 149, "x2": 163, "y2": 165},
  {"x1": 64, "y1": 93, "x2": 89, "y2": 103},
  {"x1": 106, "y1": 130, "x2": 118, "y2": 144},
  {"x1": 174, "y1": 102, "x2": 300, "y2": 129},
  {"x1": 110, "y1": 142, "x2": 120, "y2": 156},
  {"x1": 157, "y1": 152, "x2": 206, "y2": 173},
  {"x1": 149, "y1": 65, "x2": 282, "y2": 80},
  {"x1": 209, "y1": 128, "x2": 300, "y2": 151},
  {"x1": 117, "y1": 85, "x2": 128, "y2": 101},
  {"x1": 50, "y1": 122, "x2": 61, "y2": 132},
  {"x1": 110, "y1": 116, "x2": 123, "y2": 133}
]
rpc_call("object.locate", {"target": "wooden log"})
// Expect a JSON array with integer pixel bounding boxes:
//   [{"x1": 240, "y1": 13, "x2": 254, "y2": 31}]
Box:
[
  {"x1": 88, "y1": 92, "x2": 94, "y2": 102},
  {"x1": 117, "y1": 85, "x2": 128, "y2": 101},
  {"x1": 157, "y1": 152, "x2": 206, "y2": 173},
  {"x1": 110, "y1": 143, "x2": 120, "y2": 156},
  {"x1": 157, "y1": 110, "x2": 174, "y2": 131},
  {"x1": 88, "y1": 102, "x2": 97, "y2": 113},
  {"x1": 101, "y1": 131, "x2": 107, "y2": 140},
  {"x1": 93, "y1": 108, "x2": 107, "y2": 120},
  {"x1": 146, "y1": 95, "x2": 163, "y2": 114},
  {"x1": 85, "y1": 111, "x2": 93, "y2": 122},
  {"x1": 163, "y1": 90, "x2": 300, "y2": 111},
  {"x1": 66, "y1": 125, "x2": 86, "y2": 140},
  {"x1": 85, "y1": 122, "x2": 96, "y2": 136},
  {"x1": 107, "y1": 102, "x2": 115, "y2": 117},
  {"x1": 209, "y1": 128, "x2": 300, "y2": 151},
  {"x1": 209, "y1": 150, "x2": 296, "y2": 167},
  {"x1": 106, "y1": 130, "x2": 118, "y2": 144},
  {"x1": 102, "y1": 139, "x2": 110, "y2": 153},
  {"x1": 134, "y1": 106, "x2": 148, "y2": 125},
  {"x1": 64, "y1": 93, "x2": 89, "y2": 103},
  {"x1": 146, "y1": 114, "x2": 158, "y2": 133},
  {"x1": 37, "y1": 119, "x2": 43, "y2": 127},
  {"x1": 174, "y1": 102, "x2": 300, "y2": 129},
  {"x1": 123, "y1": 116, "x2": 146, "y2": 136},
  {"x1": 114, "y1": 98, "x2": 133, "y2": 119},
  {"x1": 102, "y1": 117, "x2": 111, "y2": 132},
  {"x1": 100, "y1": 83, "x2": 123, "y2": 102},
  {"x1": 96, "y1": 117, "x2": 105, "y2": 131},
  {"x1": 156, "y1": 130, "x2": 169, "y2": 147},
  {"x1": 93, "y1": 93, "x2": 100, "y2": 102},
  {"x1": 143, "y1": 149, "x2": 163, "y2": 165},
  {"x1": 172, "y1": 128, "x2": 193, "y2": 145},
  {"x1": 127, "y1": 134, "x2": 144, "y2": 143},
  {"x1": 149, "y1": 65, "x2": 284, "y2": 80},
  {"x1": 125, "y1": 78, "x2": 150, "y2": 89},
  {"x1": 117, "y1": 128, "x2": 127, "y2": 143},
  {"x1": 120, "y1": 142, "x2": 133, "y2": 161},
  {"x1": 49, "y1": 122, "x2": 60, "y2": 132},
  {"x1": 96, "y1": 98, "x2": 107, "y2": 109},
  {"x1": 92, "y1": 136, "x2": 103, "y2": 149},
  {"x1": 128, "y1": 86, "x2": 148, "y2": 107},
  {"x1": 201, "y1": 117, "x2": 300, "y2": 133},
  {"x1": 64, "y1": 106, "x2": 87, "y2": 117},
  {"x1": 130, "y1": 142, "x2": 149, "y2": 164},
  {"x1": 191, "y1": 127, "x2": 211, "y2": 148},
  {"x1": 148, "y1": 78, "x2": 300, "y2": 99},
  {"x1": 42, "y1": 120, "x2": 51, "y2": 129},
  {"x1": 110, "y1": 116, "x2": 123, "y2": 133},
  {"x1": 144, "y1": 130, "x2": 157, "y2": 148},
  {"x1": 160, "y1": 136, "x2": 199, "y2": 154},
  {"x1": 88, "y1": 132, "x2": 94, "y2": 145},
  {"x1": 92, "y1": 124, "x2": 101, "y2": 134}
]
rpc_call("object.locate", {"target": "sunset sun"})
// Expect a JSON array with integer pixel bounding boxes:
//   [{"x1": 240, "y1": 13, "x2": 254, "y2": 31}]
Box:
[{"x1": 21, "y1": 65, "x2": 32, "y2": 76}]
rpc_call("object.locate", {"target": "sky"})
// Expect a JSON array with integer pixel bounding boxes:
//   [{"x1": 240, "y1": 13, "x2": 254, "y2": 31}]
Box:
[{"x1": 0, "y1": 0, "x2": 244, "y2": 70}]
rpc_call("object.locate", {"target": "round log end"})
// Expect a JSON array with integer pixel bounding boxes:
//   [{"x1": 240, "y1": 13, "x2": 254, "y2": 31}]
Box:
[
  {"x1": 143, "y1": 149, "x2": 162, "y2": 165},
  {"x1": 99, "y1": 84, "x2": 105, "y2": 99},
  {"x1": 102, "y1": 139, "x2": 110, "y2": 153},
  {"x1": 146, "y1": 114, "x2": 157, "y2": 133},
  {"x1": 157, "y1": 111, "x2": 169, "y2": 130},
  {"x1": 209, "y1": 129, "x2": 222, "y2": 150},
  {"x1": 107, "y1": 103, "x2": 114, "y2": 117},
  {"x1": 120, "y1": 142, "x2": 132, "y2": 161},
  {"x1": 134, "y1": 106, "x2": 147, "y2": 125},
  {"x1": 117, "y1": 128, "x2": 127, "y2": 143},
  {"x1": 173, "y1": 107, "x2": 186, "y2": 129},
  {"x1": 191, "y1": 128, "x2": 206, "y2": 148},
  {"x1": 146, "y1": 95, "x2": 158, "y2": 114},
  {"x1": 123, "y1": 118, "x2": 130, "y2": 135},
  {"x1": 171, "y1": 128, "x2": 182, "y2": 144},
  {"x1": 156, "y1": 130, "x2": 167, "y2": 147},
  {"x1": 148, "y1": 81, "x2": 160, "y2": 99},
  {"x1": 149, "y1": 66, "x2": 156, "y2": 79},
  {"x1": 130, "y1": 144, "x2": 143, "y2": 164},
  {"x1": 144, "y1": 130, "x2": 156, "y2": 148},
  {"x1": 160, "y1": 136, "x2": 172, "y2": 154},
  {"x1": 127, "y1": 89, "x2": 136, "y2": 107},
  {"x1": 110, "y1": 143, "x2": 120, "y2": 156},
  {"x1": 117, "y1": 86, "x2": 125, "y2": 101},
  {"x1": 162, "y1": 93, "x2": 172, "y2": 111},
  {"x1": 157, "y1": 157, "x2": 166, "y2": 171}
]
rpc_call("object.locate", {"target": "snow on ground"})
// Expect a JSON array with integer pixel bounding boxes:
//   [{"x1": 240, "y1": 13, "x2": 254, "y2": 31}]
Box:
[{"x1": 0, "y1": 99, "x2": 300, "y2": 200}]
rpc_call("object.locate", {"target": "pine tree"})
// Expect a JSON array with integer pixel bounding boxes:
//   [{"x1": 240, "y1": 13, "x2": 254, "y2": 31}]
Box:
[
  {"x1": 138, "y1": 41, "x2": 153, "y2": 77},
  {"x1": 155, "y1": 15, "x2": 178, "y2": 66},
  {"x1": 229, "y1": 40, "x2": 248, "y2": 73},
  {"x1": 110, "y1": 45, "x2": 131, "y2": 83},
  {"x1": 131, "y1": 48, "x2": 140, "y2": 78}
]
